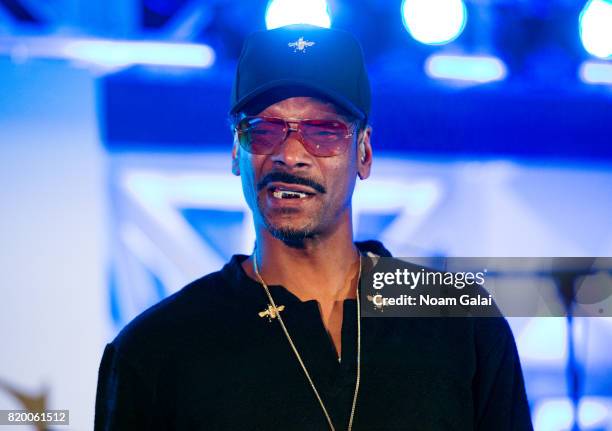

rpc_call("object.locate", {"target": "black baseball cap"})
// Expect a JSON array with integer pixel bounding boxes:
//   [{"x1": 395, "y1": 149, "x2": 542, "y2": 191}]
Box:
[{"x1": 230, "y1": 24, "x2": 371, "y2": 121}]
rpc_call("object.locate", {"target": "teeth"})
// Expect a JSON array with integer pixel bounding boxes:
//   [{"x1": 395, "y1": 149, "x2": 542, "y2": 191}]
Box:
[{"x1": 273, "y1": 190, "x2": 308, "y2": 199}]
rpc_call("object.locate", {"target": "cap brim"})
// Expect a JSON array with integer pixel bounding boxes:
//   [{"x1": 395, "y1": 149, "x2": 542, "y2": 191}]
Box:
[{"x1": 230, "y1": 79, "x2": 366, "y2": 120}]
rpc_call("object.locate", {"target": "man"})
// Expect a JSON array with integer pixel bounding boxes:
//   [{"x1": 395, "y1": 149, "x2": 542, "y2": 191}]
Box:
[{"x1": 95, "y1": 25, "x2": 533, "y2": 430}]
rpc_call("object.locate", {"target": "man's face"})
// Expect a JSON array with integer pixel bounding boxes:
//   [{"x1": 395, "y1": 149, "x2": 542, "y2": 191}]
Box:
[{"x1": 231, "y1": 96, "x2": 372, "y2": 244}]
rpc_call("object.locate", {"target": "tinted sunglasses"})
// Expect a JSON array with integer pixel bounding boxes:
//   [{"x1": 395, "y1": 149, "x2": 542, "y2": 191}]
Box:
[{"x1": 235, "y1": 116, "x2": 356, "y2": 157}]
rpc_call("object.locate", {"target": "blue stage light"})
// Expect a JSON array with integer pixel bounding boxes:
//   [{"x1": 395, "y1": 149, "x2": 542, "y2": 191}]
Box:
[
  {"x1": 425, "y1": 54, "x2": 507, "y2": 83},
  {"x1": 401, "y1": 0, "x2": 467, "y2": 45},
  {"x1": 62, "y1": 39, "x2": 215, "y2": 69},
  {"x1": 533, "y1": 398, "x2": 612, "y2": 431},
  {"x1": 579, "y1": 399, "x2": 611, "y2": 428},
  {"x1": 533, "y1": 399, "x2": 574, "y2": 431},
  {"x1": 265, "y1": 0, "x2": 331, "y2": 30},
  {"x1": 579, "y1": 60, "x2": 612, "y2": 84},
  {"x1": 579, "y1": 0, "x2": 612, "y2": 59}
]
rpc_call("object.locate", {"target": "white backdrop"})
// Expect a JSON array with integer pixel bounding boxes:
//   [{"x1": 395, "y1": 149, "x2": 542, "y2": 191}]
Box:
[{"x1": 0, "y1": 57, "x2": 108, "y2": 431}]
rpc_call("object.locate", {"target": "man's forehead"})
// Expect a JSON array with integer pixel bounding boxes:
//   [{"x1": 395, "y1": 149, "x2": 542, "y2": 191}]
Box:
[
  {"x1": 238, "y1": 86, "x2": 355, "y2": 121},
  {"x1": 256, "y1": 96, "x2": 345, "y2": 118}
]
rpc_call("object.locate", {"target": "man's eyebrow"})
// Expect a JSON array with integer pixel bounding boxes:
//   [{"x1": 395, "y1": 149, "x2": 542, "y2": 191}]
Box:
[{"x1": 256, "y1": 110, "x2": 352, "y2": 121}]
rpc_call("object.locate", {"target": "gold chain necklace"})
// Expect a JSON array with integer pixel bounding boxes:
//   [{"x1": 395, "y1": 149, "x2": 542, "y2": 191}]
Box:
[{"x1": 252, "y1": 248, "x2": 362, "y2": 431}]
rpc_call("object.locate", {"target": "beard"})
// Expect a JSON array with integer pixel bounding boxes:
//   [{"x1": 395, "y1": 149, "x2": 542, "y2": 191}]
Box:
[
  {"x1": 261, "y1": 208, "x2": 318, "y2": 248},
  {"x1": 269, "y1": 226, "x2": 312, "y2": 248}
]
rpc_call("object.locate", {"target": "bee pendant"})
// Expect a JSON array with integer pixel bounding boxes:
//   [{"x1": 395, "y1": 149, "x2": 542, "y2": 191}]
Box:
[{"x1": 258, "y1": 304, "x2": 285, "y2": 322}]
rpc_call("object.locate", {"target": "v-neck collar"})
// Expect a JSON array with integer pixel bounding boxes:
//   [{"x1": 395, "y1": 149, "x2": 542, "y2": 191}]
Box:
[
  {"x1": 220, "y1": 240, "x2": 391, "y2": 306},
  {"x1": 218, "y1": 240, "x2": 392, "y2": 377}
]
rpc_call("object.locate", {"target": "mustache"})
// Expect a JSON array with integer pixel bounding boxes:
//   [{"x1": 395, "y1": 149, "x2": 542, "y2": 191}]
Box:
[{"x1": 257, "y1": 171, "x2": 326, "y2": 194}]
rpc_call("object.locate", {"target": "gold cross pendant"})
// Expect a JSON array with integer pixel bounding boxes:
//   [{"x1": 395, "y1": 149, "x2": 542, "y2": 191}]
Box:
[{"x1": 258, "y1": 304, "x2": 285, "y2": 322}]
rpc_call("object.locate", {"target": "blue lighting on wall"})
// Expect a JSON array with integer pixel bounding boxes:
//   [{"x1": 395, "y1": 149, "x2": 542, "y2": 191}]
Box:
[
  {"x1": 401, "y1": 0, "x2": 467, "y2": 45},
  {"x1": 265, "y1": 0, "x2": 332, "y2": 30},
  {"x1": 579, "y1": 0, "x2": 612, "y2": 59},
  {"x1": 424, "y1": 54, "x2": 507, "y2": 83}
]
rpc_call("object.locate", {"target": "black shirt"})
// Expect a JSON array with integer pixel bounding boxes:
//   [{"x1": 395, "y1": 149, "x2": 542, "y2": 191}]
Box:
[{"x1": 94, "y1": 240, "x2": 533, "y2": 430}]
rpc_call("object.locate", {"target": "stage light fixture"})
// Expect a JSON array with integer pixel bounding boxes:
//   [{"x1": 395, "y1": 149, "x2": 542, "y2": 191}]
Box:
[
  {"x1": 579, "y1": 60, "x2": 612, "y2": 84},
  {"x1": 265, "y1": 0, "x2": 331, "y2": 30},
  {"x1": 62, "y1": 39, "x2": 215, "y2": 69},
  {"x1": 401, "y1": 0, "x2": 467, "y2": 45},
  {"x1": 579, "y1": 0, "x2": 612, "y2": 59},
  {"x1": 425, "y1": 54, "x2": 507, "y2": 83}
]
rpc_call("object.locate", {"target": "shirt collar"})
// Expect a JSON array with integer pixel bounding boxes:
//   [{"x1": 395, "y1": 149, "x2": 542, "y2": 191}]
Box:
[{"x1": 219, "y1": 240, "x2": 392, "y2": 306}]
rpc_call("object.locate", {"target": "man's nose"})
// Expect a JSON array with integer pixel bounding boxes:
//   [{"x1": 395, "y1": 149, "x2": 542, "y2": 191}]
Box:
[{"x1": 269, "y1": 130, "x2": 313, "y2": 168}]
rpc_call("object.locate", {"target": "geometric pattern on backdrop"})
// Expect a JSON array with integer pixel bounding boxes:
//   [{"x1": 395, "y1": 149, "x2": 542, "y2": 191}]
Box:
[{"x1": 107, "y1": 152, "x2": 612, "y2": 424}]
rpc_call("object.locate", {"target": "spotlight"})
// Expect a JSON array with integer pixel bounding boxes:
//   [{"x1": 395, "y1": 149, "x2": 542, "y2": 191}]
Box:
[
  {"x1": 425, "y1": 54, "x2": 507, "y2": 83},
  {"x1": 62, "y1": 39, "x2": 215, "y2": 69},
  {"x1": 401, "y1": 0, "x2": 467, "y2": 45},
  {"x1": 579, "y1": 60, "x2": 612, "y2": 85},
  {"x1": 265, "y1": 0, "x2": 331, "y2": 30},
  {"x1": 579, "y1": 0, "x2": 612, "y2": 59}
]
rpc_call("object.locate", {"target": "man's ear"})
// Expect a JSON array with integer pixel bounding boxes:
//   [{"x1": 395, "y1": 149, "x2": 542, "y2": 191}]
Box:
[
  {"x1": 231, "y1": 135, "x2": 240, "y2": 176},
  {"x1": 357, "y1": 125, "x2": 372, "y2": 180}
]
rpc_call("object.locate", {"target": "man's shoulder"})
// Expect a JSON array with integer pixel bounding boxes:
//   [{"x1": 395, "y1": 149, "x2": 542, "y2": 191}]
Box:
[{"x1": 110, "y1": 267, "x2": 233, "y2": 360}]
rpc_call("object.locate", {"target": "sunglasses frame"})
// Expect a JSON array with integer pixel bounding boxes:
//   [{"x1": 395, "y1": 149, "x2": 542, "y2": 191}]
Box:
[{"x1": 234, "y1": 116, "x2": 358, "y2": 157}]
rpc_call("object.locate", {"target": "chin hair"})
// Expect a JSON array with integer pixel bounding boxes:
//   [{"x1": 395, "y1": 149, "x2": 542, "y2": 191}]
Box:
[{"x1": 267, "y1": 225, "x2": 315, "y2": 249}]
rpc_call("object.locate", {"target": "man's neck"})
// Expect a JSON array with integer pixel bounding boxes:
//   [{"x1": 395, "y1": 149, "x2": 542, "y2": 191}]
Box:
[{"x1": 242, "y1": 217, "x2": 360, "y2": 304}]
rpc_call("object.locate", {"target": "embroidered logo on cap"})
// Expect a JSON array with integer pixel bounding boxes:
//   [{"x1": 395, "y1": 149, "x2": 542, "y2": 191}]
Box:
[{"x1": 288, "y1": 37, "x2": 315, "y2": 53}]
